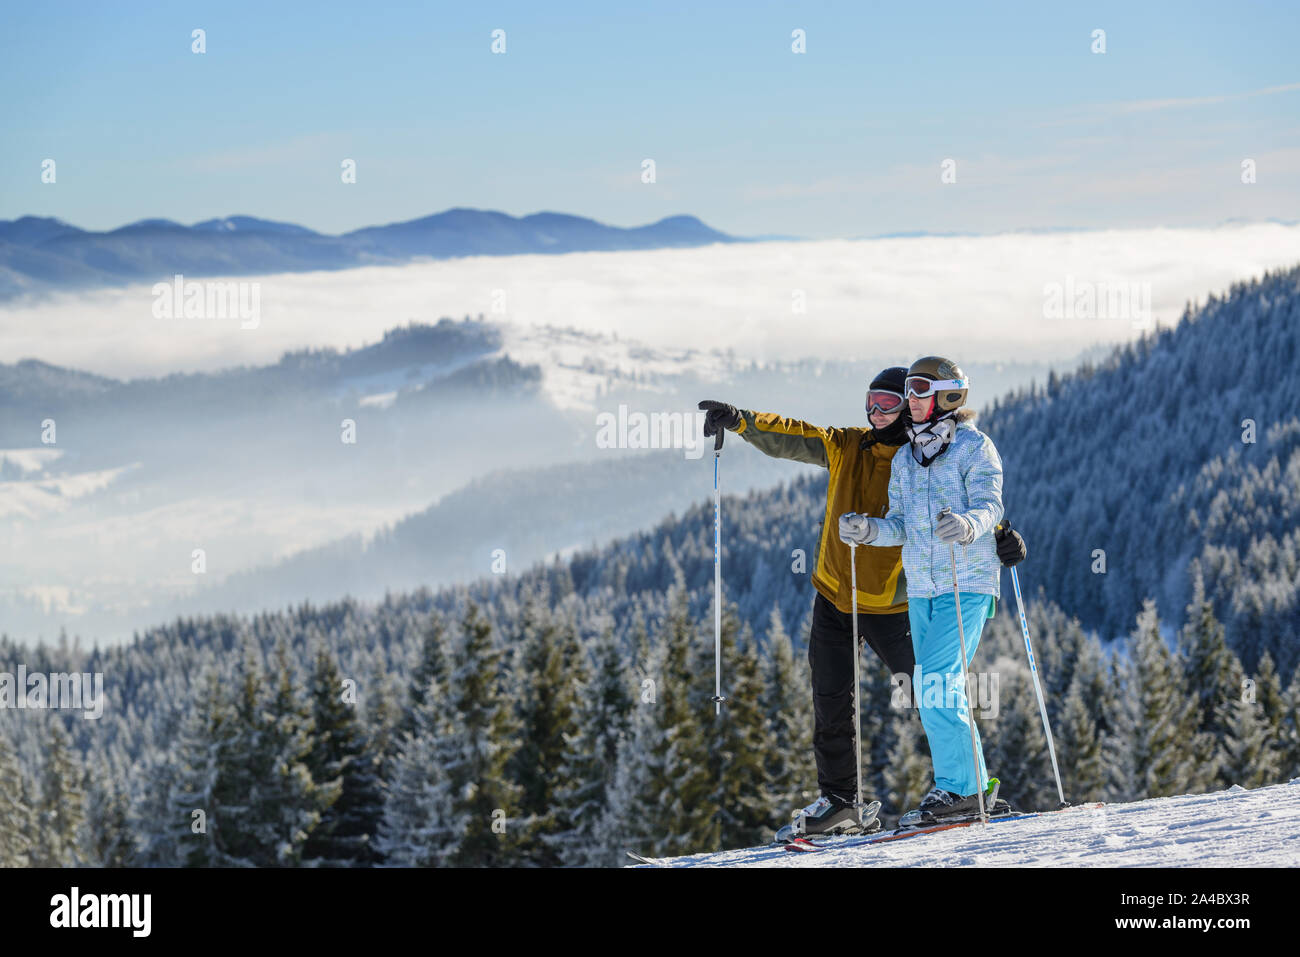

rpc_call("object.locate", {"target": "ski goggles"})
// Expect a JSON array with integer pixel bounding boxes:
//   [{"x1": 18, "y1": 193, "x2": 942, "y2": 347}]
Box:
[
  {"x1": 866, "y1": 389, "x2": 905, "y2": 414},
  {"x1": 905, "y1": 376, "x2": 968, "y2": 398}
]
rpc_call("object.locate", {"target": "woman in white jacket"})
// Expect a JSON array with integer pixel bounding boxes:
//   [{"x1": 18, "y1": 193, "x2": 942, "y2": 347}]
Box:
[{"x1": 839, "y1": 355, "x2": 1010, "y2": 826}]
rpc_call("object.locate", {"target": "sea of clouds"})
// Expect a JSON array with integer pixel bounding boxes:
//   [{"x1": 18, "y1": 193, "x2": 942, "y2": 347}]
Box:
[{"x1": 4, "y1": 222, "x2": 1300, "y2": 381}]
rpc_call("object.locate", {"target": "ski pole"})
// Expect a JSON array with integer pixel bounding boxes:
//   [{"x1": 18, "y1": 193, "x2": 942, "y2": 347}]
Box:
[
  {"x1": 710, "y1": 427, "x2": 726, "y2": 715},
  {"x1": 850, "y1": 542, "x2": 864, "y2": 824},
  {"x1": 940, "y1": 508, "x2": 986, "y2": 825},
  {"x1": 1006, "y1": 558, "x2": 1067, "y2": 807}
]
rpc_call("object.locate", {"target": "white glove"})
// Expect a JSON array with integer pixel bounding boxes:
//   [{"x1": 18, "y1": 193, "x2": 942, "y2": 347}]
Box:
[
  {"x1": 936, "y1": 508, "x2": 975, "y2": 545},
  {"x1": 838, "y1": 512, "x2": 878, "y2": 545}
]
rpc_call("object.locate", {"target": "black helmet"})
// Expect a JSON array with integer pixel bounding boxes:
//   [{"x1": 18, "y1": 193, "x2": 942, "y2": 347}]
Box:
[{"x1": 870, "y1": 366, "x2": 908, "y2": 395}]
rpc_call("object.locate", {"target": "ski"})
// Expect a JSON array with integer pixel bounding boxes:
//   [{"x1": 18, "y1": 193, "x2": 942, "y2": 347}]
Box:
[
  {"x1": 625, "y1": 851, "x2": 670, "y2": 866},
  {"x1": 787, "y1": 802, "x2": 1105, "y2": 853},
  {"x1": 781, "y1": 818, "x2": 884, "y2": 853}
]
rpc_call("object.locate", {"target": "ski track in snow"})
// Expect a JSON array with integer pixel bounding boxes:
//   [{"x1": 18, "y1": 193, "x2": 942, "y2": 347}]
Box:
[{"x1": 626, "y1": 782, "x2": 1300, "y2": 867}]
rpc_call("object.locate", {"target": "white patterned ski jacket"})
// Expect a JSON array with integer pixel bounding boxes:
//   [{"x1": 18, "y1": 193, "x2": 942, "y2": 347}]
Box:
[{"x1": 870, "y1": 419, "x2": 1005, "y2": 600}]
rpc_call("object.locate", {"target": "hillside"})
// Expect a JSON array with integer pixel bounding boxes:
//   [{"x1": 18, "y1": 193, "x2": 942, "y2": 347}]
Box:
[
  {"x1": 980, "y1": 264, "x2": 1300, "y2": 672},
  {"x1": 3, "y1": 270, "x2": 1299, "y2": 868}
]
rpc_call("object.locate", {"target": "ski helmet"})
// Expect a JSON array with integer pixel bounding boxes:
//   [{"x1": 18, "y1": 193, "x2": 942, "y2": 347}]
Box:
[{"x1": 905, "y1": 356, "x2": 968, "y2": 415}]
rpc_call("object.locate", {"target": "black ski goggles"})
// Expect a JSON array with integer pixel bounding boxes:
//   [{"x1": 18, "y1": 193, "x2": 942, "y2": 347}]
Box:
[{"x1": 866, "y1": 389, "x2": 905, "y2": 414}]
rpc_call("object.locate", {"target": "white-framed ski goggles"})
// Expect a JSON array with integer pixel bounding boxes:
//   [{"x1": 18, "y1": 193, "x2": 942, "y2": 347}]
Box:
[{"x1": 905, "y1": 376, "x2": 968, "y2": 398}]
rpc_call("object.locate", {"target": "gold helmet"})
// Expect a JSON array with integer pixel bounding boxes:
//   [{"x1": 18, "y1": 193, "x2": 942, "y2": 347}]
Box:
[{"x1": 905, "y1": 356, "x2": 968, "y2": 413}]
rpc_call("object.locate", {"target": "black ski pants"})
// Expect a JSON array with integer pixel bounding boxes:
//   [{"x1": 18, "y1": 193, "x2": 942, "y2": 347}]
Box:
[{"x1": 808, "y1": 591, "x2": 915, "y2": 800}]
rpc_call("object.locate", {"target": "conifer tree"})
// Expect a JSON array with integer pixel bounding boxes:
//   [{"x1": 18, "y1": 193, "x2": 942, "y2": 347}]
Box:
[
  {"x1": 548, "y1": 625, "x2": 633, "y2": 866},
  {"x1": 1278, "y1": 663, "x2": 1300, "y2": 782},
  {"x1": 698, "y1": 615, "x2": 771, "y2": 849},
  {"x1": 1178, "y1": 576, "x2": 1237, "y2": 787},
  {"x1": 0, "y1": 724, "x2": 34, "y2": 867},
  {"x1": 1056, "y1": 673, "x2": 1105, "y2": 803},
  {"x1": 1220, "y1": 690, "x2": 1279, "y2": 789},
  {"x1": 759, "y1": 605, "x2": 816, "y2": 818},
  {"x1": 82, "y1": 758, "x2": 134, "y2": 867},
  {"x1": 303, "y1": 644, "x2": 384, "y2": 865},
  {"x1": 397, "y1": 613, "x2": 450, "y2": 742},
  {"x1": 602, "y1": 586, "x2": 710, "y2": 858},
  {"x1": 509, "y1": 603, "x2": 583, "y2": 865},
  {"x1": 1101, "y1": 652, "x2": 1140, "y2": 802},
  {"x1": 31, "y1": 718, "x2": 86, "y2": 867},
  {"x1": 440, "y1": 602, "x2": 524, "y2": 866},
  {"x1": 251, "y1": 643, "x2": 332, "y2": 865},
  {"x1": 981, "y1": 666, "x2": 1052, "y2": 811},
  {"x1": 169, "y1": 665, "x2": 246, "y2": 866},
  {"x1": 375, "y1": 671, "x2": 454, "y2": 866},
  {"x1": 1179, "y1": 574, "x2": 1238, "y2": 738},
  {"x1": 1129, "y1": 601, "x2": 1212, "y2": 797},
  {"x1": 1254, "y1": 651, "x2": 1286, "y2": 746}
]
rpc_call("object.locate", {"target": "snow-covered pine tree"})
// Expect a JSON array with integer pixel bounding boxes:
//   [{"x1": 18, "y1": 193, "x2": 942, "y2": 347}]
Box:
[
  {"x1": 396, "y1": 612, "x2": 450, "y2": 743},
  {"x1": 1220, "y1": 682, "x2": 1280, "y2": 789},
  {"x1": 374, "y1": 672, "x2": 455, "y2": 866},
  {"x1": 1254, "y1": 651, "x2": 1286, "y2": 746},
  {"x1": 1281, "y1": 664, "x2": 1300, "y2": 781},
  {"x1": 1102, "y1": 650, "x2": 1140, "y2": 802},
  {"x1": 980, "y1": 664, "x2": 1052, "y2": 811},
  {"x1": 31, "y1": 717, "x2": 86, "y2": 867},
  {"x1": 438, "y1": 602, "x2": 523, "y2": 866},
  {"x1": 759, "y1": 604, "x2": 816, "y2": 820},
  {"x1": 364, "y1": 668, "x2": 405, "y2": 788},
  {"x1": 1129, "y1": 601, "x2": 1214, "y2": 797},
  {"x1": 0, "y1": 721, "x2": 34, "y2": 867},
  {"x1": 82, "y1": 756, "x2": 134, "y2": 867},
  {"x1": 1055, "y1": 648, "x2": 1106, "y2": 803},
  {"x1": 1178, "y1": 573, "x2": 1237, "y2": 786},
  {"x1": 168, "y1": 665, "x2": 245, "y2": 866},
  {"x1": 602, "y1": 584, "x2": 711, "y2": 858},
  {"x1": 653, "y1": 587, "x2": 715, "y2": 855},
  {"x1": 508, "y1": 597, "x2": 583, "y2": 866},
  {"x1": 254, "y1": 642, "x2": 333, "y2": 866},
  {"x1": 593, "y1": 619, "x2": 667, "y2": 863},
  {"x1": 547, "y1": 624, "x2": 634, "y2": 867},
  {"x1": 699, "y1": 614, "x2": 770, "y2": 850},
  {"x1": 302, "y1": 643, "x2": 385, "y2": 866},
  {"x1": 131, "y1": 707, "x2": 184, "y2": 867}
]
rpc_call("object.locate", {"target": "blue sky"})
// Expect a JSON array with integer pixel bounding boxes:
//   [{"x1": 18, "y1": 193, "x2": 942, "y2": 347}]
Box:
[{"x1": 2, "y1": 0, "x2": 1297, "y2": 237}]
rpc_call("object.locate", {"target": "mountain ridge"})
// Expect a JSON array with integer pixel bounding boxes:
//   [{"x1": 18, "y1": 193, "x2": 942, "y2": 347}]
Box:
[{"x1": 0, "y1": 208, "x2": 738, "y2": 300}]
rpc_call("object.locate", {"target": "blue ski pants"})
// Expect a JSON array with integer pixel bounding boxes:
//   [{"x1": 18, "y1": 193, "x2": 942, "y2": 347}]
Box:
[{"x1": 908, "y1": 592, "x2": 994, "y2": 797}]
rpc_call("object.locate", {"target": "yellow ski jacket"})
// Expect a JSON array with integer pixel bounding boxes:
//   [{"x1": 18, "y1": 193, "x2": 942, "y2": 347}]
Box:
[{"x1": 734, "y1": 410, "x2": 907, "y2": 615}]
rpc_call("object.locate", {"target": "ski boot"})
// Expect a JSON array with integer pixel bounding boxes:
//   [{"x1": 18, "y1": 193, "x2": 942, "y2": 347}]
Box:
[
  {"x1": 775, "y1": 793, "x2": 881, "y2": 843},
  {"x1": 898, "y1": 778, "x2": 1015, "y2": 827}
]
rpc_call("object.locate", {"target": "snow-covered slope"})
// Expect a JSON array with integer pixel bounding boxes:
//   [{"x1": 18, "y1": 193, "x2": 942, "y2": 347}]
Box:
[{"x1": 627, "y1": 781, "x2": 1300, "y2": 867}]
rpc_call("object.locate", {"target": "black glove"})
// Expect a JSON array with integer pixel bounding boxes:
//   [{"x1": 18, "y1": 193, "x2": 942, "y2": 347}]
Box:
[
  {"x1": 994, "y1": 518, "x2": 1027, "y2": 567},
  {"x1": 698, "y1": 400, "x2": 741, "y2": 437}
]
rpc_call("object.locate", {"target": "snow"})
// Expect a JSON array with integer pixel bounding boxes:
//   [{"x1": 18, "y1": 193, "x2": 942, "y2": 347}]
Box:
[{"x1": 626, "y1": 781, "x2": 1300, "y2": 867}]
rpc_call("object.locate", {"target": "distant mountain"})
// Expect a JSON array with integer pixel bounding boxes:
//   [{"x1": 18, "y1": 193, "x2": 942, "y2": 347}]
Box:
[
  {"x1": 191, "y1": 215, "x2": 321, "y2": 235},
  {"x1": 0, "y1": 208, "x2": 739, "y2": 300}
]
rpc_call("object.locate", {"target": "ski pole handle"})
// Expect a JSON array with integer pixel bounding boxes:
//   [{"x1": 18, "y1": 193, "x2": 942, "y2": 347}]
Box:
[{"x1": 714, "y1": 428, "x2": 724, "y2": 452}]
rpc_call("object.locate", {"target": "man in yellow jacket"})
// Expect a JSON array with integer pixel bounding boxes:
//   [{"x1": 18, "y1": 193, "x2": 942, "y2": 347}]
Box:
[{"x1": 699, "y1": 366, "x2": 1025, "y2": 838}]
